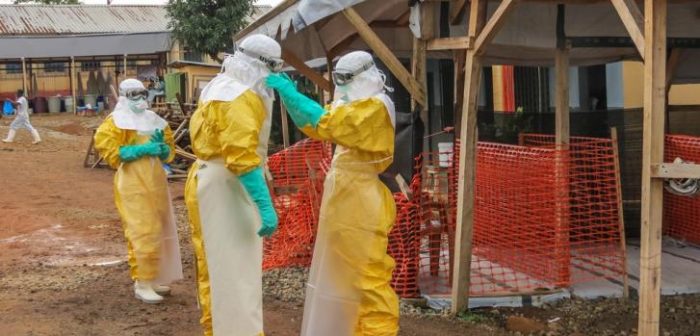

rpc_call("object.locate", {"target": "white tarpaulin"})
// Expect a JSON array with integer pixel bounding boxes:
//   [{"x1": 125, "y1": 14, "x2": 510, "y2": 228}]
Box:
[{"x1": 236, "y1": 0, "x2": 700, "y2": 83}]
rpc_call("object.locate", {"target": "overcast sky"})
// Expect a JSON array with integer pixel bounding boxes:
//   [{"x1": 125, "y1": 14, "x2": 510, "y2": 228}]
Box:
[{"x1": 0, "y1": 0, "x2": 282, "y2": 5}]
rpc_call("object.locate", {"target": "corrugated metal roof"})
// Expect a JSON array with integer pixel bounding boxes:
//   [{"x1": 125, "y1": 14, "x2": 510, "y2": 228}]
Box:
[{"x1": 0, "y1": 5, "x2": 169, "y2": 36}]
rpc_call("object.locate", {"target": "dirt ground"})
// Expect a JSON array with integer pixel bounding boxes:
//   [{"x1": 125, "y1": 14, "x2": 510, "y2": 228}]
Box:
[{"x1": 1, "y1": 114, "x2": 699, "y2": 336}]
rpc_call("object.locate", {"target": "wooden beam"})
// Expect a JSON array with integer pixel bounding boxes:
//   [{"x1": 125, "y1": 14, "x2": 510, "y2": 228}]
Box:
[
  {"x1": 427, "y1": 37, "x2": 471, "y2": 51},
  {"x1": 412, "y1": 38, "x2": 428, "y2": 115},
  {"x1": 638, "y1": 0, "x2": 666, "y2": 335},
  {"x1": 342, "y1": 7, "x2": 426, "y2": 106},
  {"x1": 450, "y1": 0, "x2": 468, "y2": 24},
  {"x1": 554, "y1": 46, "x2": 571, "y2": 287},
  {"x1": 651, "y1": 162, "x2": 700, "y2": 179},
  {"x1": 123, "y1": 54, "x2": 128, "y2": 77},
  {"x1": 555, "y1": 48, "x2": 570, "y2": 146},
  {"x1": 473, "y1": 0, "x2": 520, "y2": 55},
  {"x1": 280, "y1": 102, "x2": 290, "y2": 148},
  {"x1": 665, "y1": 48, "x2": 682, "y2": 96},
  {"x1": 21, "y1": 57, "x2": 27, "y2": 96},
  {"x1": 611, "y1": 0, "x2": 646, "y2": 59},
  {"x1": 281, "y1": 48, "x2": 332, "y2": 92},
  {"x1": 71, "y1": 57, "x2": 77, "y2": 114},
  {"x1": 453, "y1": 50, "x2": 466, "y2": 134},
  {"x1": 611, "y1": 127, "x2": 630, "y2": 299},
  {"x1": 451, "y1": 0, "x2": 487, "y2": 315},
  {"x1": 328, "y1": 34, "x2": 359, "y2": 60}
]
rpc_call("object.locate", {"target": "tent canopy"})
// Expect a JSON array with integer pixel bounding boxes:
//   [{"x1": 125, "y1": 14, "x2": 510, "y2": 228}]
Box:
[{"x1": 235, "y1": 0, "x2": 700, "y2": 83}]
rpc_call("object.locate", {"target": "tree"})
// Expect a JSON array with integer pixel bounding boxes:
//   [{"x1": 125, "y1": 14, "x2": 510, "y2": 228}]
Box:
[
  {"x1": 167, "y1": 0, "x2": 255, "y2": 63},
  {"x1": 14, "y1": 0, "x2": 81, "y2": 4}
]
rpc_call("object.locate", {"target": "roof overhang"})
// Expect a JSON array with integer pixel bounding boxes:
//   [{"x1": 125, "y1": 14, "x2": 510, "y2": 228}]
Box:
[
  {"x1": 234, "y1": 0, "x2": 700, "y2": 83},
  {"x1": 0, "y1": 32, "x2": 172, "y2": 59}
]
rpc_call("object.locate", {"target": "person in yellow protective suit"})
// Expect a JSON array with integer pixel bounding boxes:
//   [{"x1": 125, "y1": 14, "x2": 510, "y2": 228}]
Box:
[
  {"x1": 94, "y1": 78, "x2": 183, "y2": 304},
  {"x1": 184, "y1": 34, "x2": 282, "y2": 336},
  {"x1": 266, "y1": 50, "x2": 399, "y2": 336}
]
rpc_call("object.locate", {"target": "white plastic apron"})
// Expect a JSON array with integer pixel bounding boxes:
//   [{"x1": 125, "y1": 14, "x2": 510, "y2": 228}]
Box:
[
  {"x1": 194, "y1": 158, "x2": 264, "y2": 336},
  {"x1": 301, "y1": 97, "x2": 398, "y2": 336},
  {"x1": 192, "y1": 84, "x2": 272, "y2": 336}
]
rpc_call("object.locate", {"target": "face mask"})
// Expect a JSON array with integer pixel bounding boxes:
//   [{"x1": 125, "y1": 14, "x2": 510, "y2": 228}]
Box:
[{"x1": 128, "y1": 98, "x2": 148, "y2": 114}]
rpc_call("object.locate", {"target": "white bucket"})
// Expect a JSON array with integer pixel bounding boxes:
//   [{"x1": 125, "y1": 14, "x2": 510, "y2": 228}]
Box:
[
  {"x1": 64, "y1": 97, "x2": 74, "y2": 112},
  {"x1": 48, "y1": 96, "x2": 61, "y2": 114},
  {"x1": 438, "y1": 142, "x2": 454, "y2": 168}
]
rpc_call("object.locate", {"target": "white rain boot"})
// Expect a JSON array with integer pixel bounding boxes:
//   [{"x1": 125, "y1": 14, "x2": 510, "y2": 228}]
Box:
[
  {"x1": 2, "y1": 129, "x2": 16, "y2": 143},
  {"x1": 30, "y1": 129, "x2": 41, "y2": 144},
  {"x1": 134, "y1": 280, "x2": 164, "y2": 304},
  {"x1": 153, "y1": 284, "x2": 171, "y2": 296}
]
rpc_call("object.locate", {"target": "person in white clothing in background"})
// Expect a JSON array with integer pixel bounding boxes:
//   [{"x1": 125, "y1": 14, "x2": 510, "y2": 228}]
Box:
[{"x1": 2, "y1": 90, "x2": 41, "y2": 144}]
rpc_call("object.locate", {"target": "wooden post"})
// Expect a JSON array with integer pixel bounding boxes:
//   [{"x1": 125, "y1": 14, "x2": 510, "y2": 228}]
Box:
[
  {"x1": 411, "y1": 1, "x2": 435, "y2": 121},
  {"x1": 554, "y1": 45, "x2": 571, "y2": 286},
  {"x1": 610, "y1": 127, "x2": 630, "y2": 299},
  {"x1": 342, "y1": 7, "x2": 426, "y2": 106},
  {"x1": 123, "y1": 54, "x2": 128, "y2": 77},
  {"x1": 21, "y1": 57, "x2": 27, "y2": 96},
  {"x1": 451, "y1": 0, "x2": 486, "y2": 315},
  {"x1": 71, "y1": 57, "x2": 77, "y2": 114},
  {"x1": 412, "y1": 38, "x2": 428, "y2": 120},
  {"x1": 638, "y1": 0, "x2": 666, "y2": 335},
  {"x1": 280, "y1": 101, "x2": 290, "y2": 148},
  {"x1": 327, "y1": 55, "x2": 335, "y2": 102}
]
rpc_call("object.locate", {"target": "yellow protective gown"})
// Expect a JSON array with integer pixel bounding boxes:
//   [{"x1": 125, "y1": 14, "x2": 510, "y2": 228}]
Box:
[
  {"x1": 184, "y1": 88, "x2": 271, "y2": 336},
  {"x1": 94, "y1": 116, "x2": 183, "y2": 284},
  {"x1": 299, "y1": 95, "x2": 399, "y2": 336}
]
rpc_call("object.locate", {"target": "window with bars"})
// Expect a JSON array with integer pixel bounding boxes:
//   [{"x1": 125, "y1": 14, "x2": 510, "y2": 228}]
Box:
[
  {"x1": 5, "y1": 63, "x2": 21, "y2": 74},
  {"x1": 44, "y1": 61, "x2": 66, "y2": 73},
  {"x1": 81, "y1": 61, "x2": 101, "y2": 72}
]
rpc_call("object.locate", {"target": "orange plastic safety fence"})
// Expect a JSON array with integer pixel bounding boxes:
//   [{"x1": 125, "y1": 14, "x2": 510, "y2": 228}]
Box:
[
  {"x1": 264, "y1": 139, "x2": 332, "y2": 269},
  {"x1": 262, "y1": 135, "x2": 626, "y2": 299},
  {"x1": 664, "y1": 134, "x2": 700, "y2": 245},
  {"x1": 406, "y1": 135, "x2": 626, "y2": 297}
]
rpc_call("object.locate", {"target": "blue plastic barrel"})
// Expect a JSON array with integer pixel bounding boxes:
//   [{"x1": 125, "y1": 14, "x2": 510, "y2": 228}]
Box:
[{"x1": 3, "y1": 100, "x2": 13, "y2": 115}]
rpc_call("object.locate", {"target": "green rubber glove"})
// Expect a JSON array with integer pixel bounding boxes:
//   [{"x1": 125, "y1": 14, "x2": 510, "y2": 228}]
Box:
[
  {"x1": 119, "y1": 142, "x2": 163, "y2": 162},
  {"x1": 239, "y1": 167, "x2": 278, "y2": 237},
  {"x1": 265, "y1": 73, "x2": 326, "y2": 128},
  {"x1": 149, "y1": 129, "x2": 170, "y2": 161}
]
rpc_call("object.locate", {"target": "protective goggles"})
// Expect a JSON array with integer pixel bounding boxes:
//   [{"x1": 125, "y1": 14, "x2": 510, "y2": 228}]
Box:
[
  {"x1": 124, "y1": 89, "x2": 148, "y2": 101},
  {"x1": 332, "y1": 61, "x2": 375, "y2": 86},
  {"x1": 238, "y1": 47, "x2": 285, "y2": 72}
]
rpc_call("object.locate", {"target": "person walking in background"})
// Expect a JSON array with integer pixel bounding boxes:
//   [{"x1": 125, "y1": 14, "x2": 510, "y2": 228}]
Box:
[{"x1": 3, "y1": 89, "x2": 41, "y2": 144}]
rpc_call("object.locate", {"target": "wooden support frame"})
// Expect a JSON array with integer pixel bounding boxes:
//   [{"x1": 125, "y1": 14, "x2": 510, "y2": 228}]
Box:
[
  {"x1": 123, "y1": 54, "x2": 128, "y2": 76},
  {"x1": 651, "y1": 162, "x2": 700, "y2": 179},
  {"x1": 21, "y1": 57, "x2": 27, "y2": 96},
  {"x1": 610, "y1": 0, "x2": 645, "y2": 59},
  {"x1": 611, "y1": 127, "x2": 630, "y2": 299},
  {"x1": 638, "y1": 0, "x2": 667, "y2": 335},
  {"x1": 342, "y1": 7, "x2": 427, "y2": 106},
  {"x1": 473, "y1": 0, "x2": 519, "y2": 55},
  {"x1": 281, "y1": 48, "x2": 332, "y2": 92},
  {"x1": 427, "y1": 37, "x2": 471, "y2": 51},
  {"x1": 451, "y1": 0, "x2": 487, "y2": 315},
  {"x1": 70, "y1": 57, "x2": 77, "y2": 114},
  {"x1": 554, "y1": 44, "x2": 572, "y2": 287},
  {"x1": 450, "y1": 0, "x2": 468, "y2": 24}
]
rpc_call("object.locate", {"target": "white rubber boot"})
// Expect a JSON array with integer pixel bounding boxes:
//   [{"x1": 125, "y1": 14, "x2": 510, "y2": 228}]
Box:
[
  {"x1": 30, "y1": 129, "x2": 41, "y2": 144},
  {"x1": 153, "y1": 284, "x2": 171, "y2": 296},
  {"x1": 2, "y1": 129, "x2": 16, "y2": 143},
  {"x1": 134, "y1": 280, "x2": 164, "y2": 304}
]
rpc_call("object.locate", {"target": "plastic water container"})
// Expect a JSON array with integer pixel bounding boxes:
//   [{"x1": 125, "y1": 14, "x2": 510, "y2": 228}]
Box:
[
  {"x1": 438, "y1": 142, "x2": 454, "y2": 168},
  {"x1": 64, "y1": 97, "x2": 74, "y2": 113},
  {"x1": 3, "y1": 100, "x2": 13, "y2": 115},
  {"x1": 84, "y1": 94, "x2": 97, "y2": 109},
  {"x1": 48, "y1": 96, "x2": 61, "y2": 114}
]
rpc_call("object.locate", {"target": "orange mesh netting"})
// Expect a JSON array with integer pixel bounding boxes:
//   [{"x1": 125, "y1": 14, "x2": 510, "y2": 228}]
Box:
[
  {"x1": 264, "y1": 139, "x2": 332, "y2": 269},
  {"x1": 664, "y1": 134, "x2": 700, "y2": 245},
  {"x1": 263, "y1": 135, "x2": 626, "y2": 298}
]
